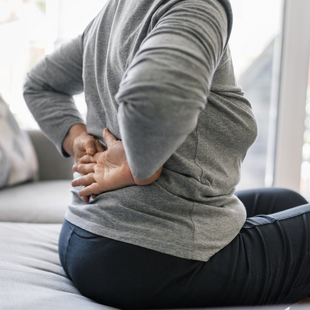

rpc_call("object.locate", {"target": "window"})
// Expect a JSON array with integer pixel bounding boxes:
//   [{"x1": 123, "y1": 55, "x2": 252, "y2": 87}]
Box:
[
  {"x1": 300, "y1": 60, "x2": 310, "y2": 199},
  {"x1": 0, "y1": 0, "x2": 46, "y2": 128},
  {"x1": 274, "y1": 0, "x2": 310, "y2": 194},
  {"x1": 229, "y1": 0, "x2": 284, "y2": 190},
  {"x1": 0, "y1": 0, "x2": 106, "y2": 128}
]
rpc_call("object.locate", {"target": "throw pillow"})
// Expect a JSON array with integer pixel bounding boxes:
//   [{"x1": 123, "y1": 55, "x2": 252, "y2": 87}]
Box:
[{"x1": 0, "y1": 96, "x2": 38, "y2": 188}]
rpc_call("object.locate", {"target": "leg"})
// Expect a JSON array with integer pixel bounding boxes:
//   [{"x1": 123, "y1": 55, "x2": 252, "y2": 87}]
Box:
[
  {"x1": 59, "y1": 204, "x2": 310, "y2": 309},
  {"x1": 235, "y1": 187, "x2": 308, "y2": 217},
  {"x1": 58, "y1": 219, "x2": 209, "y2": 309},
  {"x1": 187, "y1": 203, "x2": 310, "y2": 307}
]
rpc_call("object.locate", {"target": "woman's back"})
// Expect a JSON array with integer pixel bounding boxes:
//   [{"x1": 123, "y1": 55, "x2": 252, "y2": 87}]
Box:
[{"x1": 24, "y1": 0, "x2": 257, "y2": 261}]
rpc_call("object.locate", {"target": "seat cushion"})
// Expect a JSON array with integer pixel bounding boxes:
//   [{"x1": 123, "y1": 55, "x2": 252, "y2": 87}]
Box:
[
  {"x1": 0, "y1": 222, "x2": 117, "y2": 310},
  {"x1": 0, "y1": 222, "x2": 296, "y2": 310},
  {"x1": 0, "y1": 180, "x2": 72, "y2": 223}
]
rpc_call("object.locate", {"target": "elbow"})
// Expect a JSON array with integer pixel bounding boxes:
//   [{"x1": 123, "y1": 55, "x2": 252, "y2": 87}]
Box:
[
  {"x1": 23, "y1": 74, "x2": 43, "y2": 99},
  {"x1": 23, "y1": 77, "x2": 35, "y2": 105},
  {"x1": 118, "y1": 98, "x2": 201, "y2": 138},
  {"x1": 116, "y1": 81, "x2": 204, "y2": 136},
  {"x1": 133, "y1": 166, "x2": 163, "y2": 186}
]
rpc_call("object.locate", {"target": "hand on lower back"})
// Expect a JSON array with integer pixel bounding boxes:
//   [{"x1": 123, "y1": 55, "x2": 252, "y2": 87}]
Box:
[
  {"x1": 63, "y1": 124, "x2": 105, "y2": 164},
  {"x1": 72, "y1": 128, "x2": 135, "y2": 198},
  {"x1": 72, "y1": 132, "x2": 105, "y2": 165},
  {"x1": 72, "y1": 128, "x2": 163, "y2": 200}
]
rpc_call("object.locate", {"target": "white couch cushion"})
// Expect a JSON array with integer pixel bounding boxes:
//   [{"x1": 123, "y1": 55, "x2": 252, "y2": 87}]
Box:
[
  {"x1": 0, "y1": 180, "x2": 72, "y2": 223},
  {"x1": 0, "y1": 222, "x2": 117, "y2": 310}
]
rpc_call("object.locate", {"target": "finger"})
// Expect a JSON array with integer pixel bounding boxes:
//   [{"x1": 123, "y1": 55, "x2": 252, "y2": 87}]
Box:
[
  {"x1": 74, "y1": 154, "x2": 82, "y2": 165},
  {"x1": 80, "y1": 155, "x2": 97, "y2": 164},
  {"x1": 79, "y1": 183, "x2": 101, "y2": 197},
  {"x1": 71, "y1": 173, "x2": 95, "y2": 187},
  {"x1": 102, "y1": 128, "x2": 117, "y2": 148},
  {"x1": 95, "y1": 139, "x2": 105, "y2": 152},
  {"x1": 72, "y1": 163, "x2": 96, "y2": 175},
  {"x1": 74, "y1": 135, "x2": 96, "y2": 163},
  {"x1": 84, "y1": 136, "x2": 96, "y2": 156},
  {"x1": 82, "y1": 195, "x2": 90, "y2": 203},
  {"x1": 91, "y1": 194, "x2": 97, "y2": 199}
]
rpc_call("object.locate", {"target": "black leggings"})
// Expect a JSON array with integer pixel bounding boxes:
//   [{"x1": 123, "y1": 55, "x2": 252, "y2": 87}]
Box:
[{"x1": 59, "y1": 188, "x2": 310, "y2": 309}]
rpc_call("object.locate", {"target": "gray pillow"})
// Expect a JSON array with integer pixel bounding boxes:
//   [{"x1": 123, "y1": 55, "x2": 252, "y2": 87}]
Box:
[{"x1": 0, "y1": 96, "x2": 38, "y2": 188}]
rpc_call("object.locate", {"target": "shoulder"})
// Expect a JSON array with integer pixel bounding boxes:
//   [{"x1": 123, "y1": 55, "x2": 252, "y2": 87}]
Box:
[{"x1": 151, "y1": 0, "x2": 232, "y2": 47}]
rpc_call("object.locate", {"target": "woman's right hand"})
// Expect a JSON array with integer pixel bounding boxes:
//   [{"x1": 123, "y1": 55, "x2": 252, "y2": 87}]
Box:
[
  {"x1": 63, "y1": 124, "x2": 105, "y2": 164},
  {"x1": 63, "y1": 124, "x2": 105, "y2": 203},
  {"x1": 71, "y1": 131, "x2": 105, "y2": 165}
]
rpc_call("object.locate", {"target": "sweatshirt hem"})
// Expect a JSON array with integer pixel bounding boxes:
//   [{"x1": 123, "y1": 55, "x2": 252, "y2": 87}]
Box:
[{"x1": 65, "y1": 211, "x2": 222, "y2": 262}]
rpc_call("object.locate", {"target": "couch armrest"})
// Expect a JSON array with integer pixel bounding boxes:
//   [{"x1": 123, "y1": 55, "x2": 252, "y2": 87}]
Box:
[{"x1": 27, "y1": 129, "x2": 74, "y2": 181}]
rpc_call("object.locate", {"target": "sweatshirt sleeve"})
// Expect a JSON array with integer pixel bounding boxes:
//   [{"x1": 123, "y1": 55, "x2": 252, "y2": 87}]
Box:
[
  {"x1": 115, "y1": 0, "x2": 229, "y2": 179},
  {"x1": 23, "y1": 35, "x2": 85, "y2": 157}
]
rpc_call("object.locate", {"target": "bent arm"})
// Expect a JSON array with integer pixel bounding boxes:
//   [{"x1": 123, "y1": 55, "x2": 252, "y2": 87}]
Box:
[
  {"x1": 23, "y1": 36, "x2": 85, "y2": 157},
  {"x1": 116, "y1": 0, "x2": 229, "y2": 180}
]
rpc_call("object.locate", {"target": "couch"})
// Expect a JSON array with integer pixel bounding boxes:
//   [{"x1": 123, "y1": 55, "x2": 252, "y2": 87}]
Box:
[{"x1": 0, "y1": 129, "x2": 117, "y2": 310}]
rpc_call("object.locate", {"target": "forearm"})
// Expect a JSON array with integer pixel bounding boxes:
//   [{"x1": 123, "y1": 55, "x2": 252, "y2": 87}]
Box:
[
  {"x1": 23, "y1": 36, "x2": 85, "y2": 157},
  {"x1": 24, "y1": 79, "x2": 85, "y2": 157},
  {"x1": 116, "y1": 0, "x2": 228, "y2": 179}
]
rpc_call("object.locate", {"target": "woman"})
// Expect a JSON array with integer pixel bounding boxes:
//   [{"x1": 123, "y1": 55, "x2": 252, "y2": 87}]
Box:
[{"x1": 24, "y1": 0, "x2": 310, "y2": 308}]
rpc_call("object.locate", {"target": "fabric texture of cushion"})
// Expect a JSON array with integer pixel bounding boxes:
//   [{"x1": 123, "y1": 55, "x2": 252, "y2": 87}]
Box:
[
  {"x1": 0, "y1": 222, "x2": 117, "y2": 310},
  {"x1": 0, "y1": 96, "x2": 38, "y2": 188},
  {"x1": 0, "y1": 180, "x2": 72, "y2": 223}
]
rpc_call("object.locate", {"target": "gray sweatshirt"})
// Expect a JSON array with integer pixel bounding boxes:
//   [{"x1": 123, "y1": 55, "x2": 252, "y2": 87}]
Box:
[{"x1": 24, "y1": 0, "x2": 258, "y2": 261}]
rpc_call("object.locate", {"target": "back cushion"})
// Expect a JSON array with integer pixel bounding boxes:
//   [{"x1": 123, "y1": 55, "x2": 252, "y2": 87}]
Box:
[{"x1": 0, "y1": 96, "x2": 38, "y2": 188}]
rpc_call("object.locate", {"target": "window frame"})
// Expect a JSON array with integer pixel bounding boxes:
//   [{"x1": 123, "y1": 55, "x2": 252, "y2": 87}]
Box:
[{"x1": 274, "y1": 0, "x2": 310, "y2": 191}]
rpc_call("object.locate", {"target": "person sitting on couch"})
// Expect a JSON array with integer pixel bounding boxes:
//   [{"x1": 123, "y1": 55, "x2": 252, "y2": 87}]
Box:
[{"x1": 23, "y1": 0, "x2": 310, "y2": 308}]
